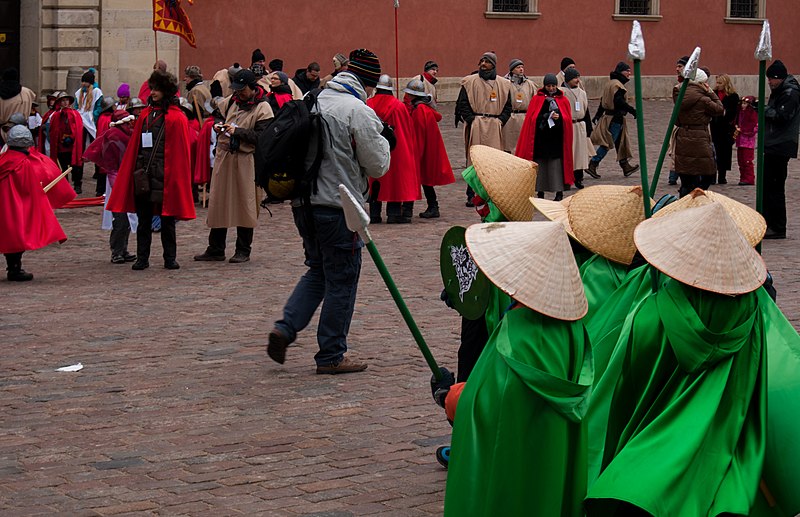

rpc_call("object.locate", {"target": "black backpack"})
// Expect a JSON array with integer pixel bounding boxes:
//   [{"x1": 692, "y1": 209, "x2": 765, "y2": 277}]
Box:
[{"x1": 255, "y1": 92, "x2": 325, "y2": 201}]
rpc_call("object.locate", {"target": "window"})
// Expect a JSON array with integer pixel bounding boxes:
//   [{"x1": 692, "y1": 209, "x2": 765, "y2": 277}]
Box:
[
  {"x1": 485, "y1": 0, "x2": 540, "y2": 18},
  {"x1": 726, "y1": 0, "x2": 766, "y2": 21},
  {"x1": 613, "y1": 0, "x2": 661, "y2": 20}
]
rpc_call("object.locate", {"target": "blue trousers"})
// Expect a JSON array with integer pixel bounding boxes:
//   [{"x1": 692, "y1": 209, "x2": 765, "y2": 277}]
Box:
[
  {"x1": 591, "y1": 121, "x2": 623, "y2": 164},
  {"x1": 275, "y1": 206, "x2": 363, "y2": 366}
]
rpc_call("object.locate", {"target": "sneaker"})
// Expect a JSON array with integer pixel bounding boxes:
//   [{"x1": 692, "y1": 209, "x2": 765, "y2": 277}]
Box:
[
  {"x1": 164, "y1": 259, "x2": 180, "y2": 270},
  {"x1": 465, "y1": 200, "x2": 474, "y2": 208},
  {"x1": 194, "y1": 251, "x2": 226, "y2": 261},
  {"x1": 123, "y1": 252, "x2": 137, "y2": 262},
  {"x1": 111, "y1": 255, "x2": 126, "y2": 264},
  {"x1": 131, "y1": 260, "x2": 149, "y2": 270},
  {"x1": 267, "y1": 328, "x2": 291, "y2": 364},
  {"x1": 229, "y1": 253, "x2": 250, "y2": 263},
  {"x1": 435, "y1": 446, "x2": 450, "y2": 469},
  {"x1": 316, "y1": 356, "x2": 368, "y2": 375}
]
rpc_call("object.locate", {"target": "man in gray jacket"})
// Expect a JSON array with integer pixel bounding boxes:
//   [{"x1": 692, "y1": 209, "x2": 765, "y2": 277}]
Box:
[{"x1": 268, "y1": 49, "x2": 391, "y2": 374}]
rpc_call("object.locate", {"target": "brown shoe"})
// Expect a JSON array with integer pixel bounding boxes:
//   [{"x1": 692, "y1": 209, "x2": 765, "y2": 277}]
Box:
[
  {"x1": 267, "y1": 328, "x2": 291, "y2": 364},
  {"x1": 316, "y1": 356, "x2": 368, "y2": 375}
]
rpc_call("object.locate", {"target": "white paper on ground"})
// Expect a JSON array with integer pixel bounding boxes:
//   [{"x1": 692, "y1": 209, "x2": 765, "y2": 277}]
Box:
[{"x1": 56, "y1": 363, "x2": 83, "y2": 372}]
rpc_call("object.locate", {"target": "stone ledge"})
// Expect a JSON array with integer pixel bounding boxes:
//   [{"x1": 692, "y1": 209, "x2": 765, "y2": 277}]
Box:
[{"x1": 483, "y1": 11, "x2": 541, "y2": 20}]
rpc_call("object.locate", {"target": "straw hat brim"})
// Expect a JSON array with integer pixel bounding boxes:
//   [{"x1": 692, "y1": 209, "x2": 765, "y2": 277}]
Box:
[
  {"x1": 470, "y1": 145, "x2": 538, "y2": 222},
  {"x1": 634, "y1": 203, "x2": 767, "y2": 295},
  {"x1": 530, "y1": 196, "x2": 577, "y2": 240},
  {"x1": 568, "y1": 185, "x2": 653, "y2": 265},
  {"x1": 652, "y1": 188, "x2": 766, "y2": 247},
  {"x1": 465, "y1": 221, "x2": 587, "y2": 321}
]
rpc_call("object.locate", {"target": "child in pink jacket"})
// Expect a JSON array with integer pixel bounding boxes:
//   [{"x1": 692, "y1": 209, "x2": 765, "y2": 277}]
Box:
[{"x1": 735, "y1": 96, "x2": 757, "y2": 185}]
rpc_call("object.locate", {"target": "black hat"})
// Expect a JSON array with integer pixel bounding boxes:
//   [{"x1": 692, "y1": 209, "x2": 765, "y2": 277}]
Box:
[
  {"x1": 560, "y1": 57, "x2": 575, "y2": 72},
  {"x1": 766, "y1": 60, "x2": 788, "y2": 80},
  {"x1": 81, "y1": 70, "x2": 95, "y2": 84},
  {"x1": 677, "y1": 55, "x2": 690, "y2": 66},
  {"x1": 230, "y1": 69, "x2": 257, "y2": 90},
  {"x1": 147, "y1": 69, "x2": 179, "y2": 97},
  {"x1": 543, "y1": 73, "x2": 558, "y2": 86},
  {"x1": 268, "y1": 59, "x2": 284, "y2": 72},
  {"x1": 564, "y1": 67, "x2": 581, "y2": 83},
  {"x1": 251, "y1": 48, "x2": 266, "y2": 64},
  {"x1": 508, "y1": 59, "x2": 524, "y2": 72},
  {"x1": 614, "y1": 61, "x2": 631, "y2": 74},
  {"x1": 424, "y1": 60, "x2": 439, "y2": 72}
]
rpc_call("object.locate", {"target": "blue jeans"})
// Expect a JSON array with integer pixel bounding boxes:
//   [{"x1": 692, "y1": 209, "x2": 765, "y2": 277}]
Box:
[
  {"x1": 275, "y1": 206, "x2": 363, "y2": 366},
  {"x1": 591, "y1": 121, "x2": 623, "y2": 164}
]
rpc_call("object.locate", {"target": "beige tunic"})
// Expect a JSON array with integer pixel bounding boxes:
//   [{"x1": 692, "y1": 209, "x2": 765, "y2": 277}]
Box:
[
  {"x1": 186, "y1": 82, "x2": 212, "y2": 121},
  {"x1": 561, "y1": 85, "x2": 595, "y2": 170},
  {"x1": 207, "y1": 96, "x2": 274, "y2": 228},
  {"x1": 590, "y1": 79, "x2": 633, "y2": 162},
  {"x1": 0, "y1": 87, "x2": 36, "y2": 126},
  {"x1": 212, "y1": 69, "x2": 232, "y2": 95},
  {"x1": 502, "y1": 78, "x2": 537, "y2": 153},
  {"x1": 461, "y1": 74, "x2": 512, "y2": 165}
]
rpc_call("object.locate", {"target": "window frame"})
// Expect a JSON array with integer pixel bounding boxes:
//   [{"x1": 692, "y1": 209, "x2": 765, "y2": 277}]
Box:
[
  {"x1": 484, "y1": 0, "x2": 540, "y2": 20},
  {"x1": 725, "y1": 0, "x2": 766, "y2": 24},
  {"x1": 612, "y1": 0, "x2": 662, "y2": 21}
]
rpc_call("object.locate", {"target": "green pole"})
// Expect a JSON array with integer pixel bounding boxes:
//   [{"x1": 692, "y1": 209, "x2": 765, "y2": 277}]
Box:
[
  {"x1": 755, "y1": 60, "x2": 766, "y2": 254},
  {"x1": 365, "y1": 241, "x2": 443, "y2": 381},
  {"x1": 650, "y1": 79, "x2": 689, "y2": 197},
  {"x1": 633, "y1": 60, "x2": 652, "y2": 219}
]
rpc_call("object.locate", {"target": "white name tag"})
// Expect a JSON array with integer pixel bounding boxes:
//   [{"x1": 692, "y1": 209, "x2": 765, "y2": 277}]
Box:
[
  {"x1": 547, "y1": 114, "x2": 556, "y2": 129},
  {"x1": 141, "y1": 132, "x2": 153, "y2": 148},
  {"x1": 575, "y1": 101, "x2": 582, "y2": 111}
]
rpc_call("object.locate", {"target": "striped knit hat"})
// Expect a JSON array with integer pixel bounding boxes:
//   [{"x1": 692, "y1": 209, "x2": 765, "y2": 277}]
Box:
[{"x1": 348, "y1": 49, "x2": 381, "y2": 88}]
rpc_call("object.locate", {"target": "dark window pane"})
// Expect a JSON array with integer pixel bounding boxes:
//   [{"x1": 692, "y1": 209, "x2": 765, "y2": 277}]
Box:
[
  {"x1": 618, "y1": 0, "x2": 651, "y2": 15},
  {"x1": 492, "y1": 0, "x2": 529, "y2": 12},
  {"x1": 730, "y1": 0, "x2": 758, "y2": 18}
]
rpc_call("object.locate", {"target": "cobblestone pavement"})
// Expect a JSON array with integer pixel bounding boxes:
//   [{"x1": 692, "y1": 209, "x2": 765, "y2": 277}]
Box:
[{"x1": 2, "y1": 100, "x2": 798, "y2": 516}]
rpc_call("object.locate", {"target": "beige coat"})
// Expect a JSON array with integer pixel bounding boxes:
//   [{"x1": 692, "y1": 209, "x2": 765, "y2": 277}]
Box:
[
  {"x1": 461, "y1": 74, "x2": 512, "y2": 165},
  {"x1": 561, "y1": 85, "x2": 595, "y2": 169},
  {"x1": 212, "y1": 69, "x2": 232, "y2": 95},
  {"x1": 502, "y1": 78, "x2": 537, "y2": 153},
  {"x1": 0, "y1": 87, "x2": 35, "y2": 126},
  {"x1": 207, "y1": 96, "x2": 274, "y2": 228},
  {"x1": 186, "y1": 82, "x2": 212, "y2": 121},
  {"x1": 590, "y1": 79, "x2": 633, "y2": 162}
]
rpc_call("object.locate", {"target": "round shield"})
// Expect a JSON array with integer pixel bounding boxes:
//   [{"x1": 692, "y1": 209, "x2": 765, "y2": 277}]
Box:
[{"x1": 440, "y1": 226, "x2": 489, "y2": 320}]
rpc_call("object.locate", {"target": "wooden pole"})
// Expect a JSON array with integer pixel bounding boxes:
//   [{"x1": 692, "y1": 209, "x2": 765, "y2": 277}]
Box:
[
  {"x1": 650, "y1": 79, "x2": 689, "y2": 197},
  {"x1": 44, "y1": 167, "x2": 72, "y2": 193},
  {"x1": 394, "y1": 6, "x2": 400, "y2": 97},
  {"x1": 154, "y1": 30, "x2": 159, "y2": 62}
]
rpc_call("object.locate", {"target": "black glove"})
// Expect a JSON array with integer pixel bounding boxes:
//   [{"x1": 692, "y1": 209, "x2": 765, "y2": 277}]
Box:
[
  {"x1": 440, "y1": 289, "x2": 455, "y2": 310},
  {"x1": 380, "y1": 122, "x2": 396, "y2": 151},
  {"x1": 430, "y1": 367, "x2": 456, "y2": 407},
  {"x1": 631, "y1": 108, "x2": 638, "y2": 119}
]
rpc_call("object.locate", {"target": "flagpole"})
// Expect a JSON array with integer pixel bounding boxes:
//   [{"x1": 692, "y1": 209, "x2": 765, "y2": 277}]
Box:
[
  {"x1": 394, "y1": 1, "x2": 400, "y2": 97},
  {"x1": 154, "y1": 29, "x2": 159, "y2": 62},
  {"x1": 754, "y1": 20, "x2": 771, "y2": 255}
]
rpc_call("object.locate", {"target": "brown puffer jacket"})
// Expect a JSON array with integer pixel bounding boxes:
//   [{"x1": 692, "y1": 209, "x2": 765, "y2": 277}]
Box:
[{"x1": 673, "y1": 84, "x2": 723, "y2": 175}]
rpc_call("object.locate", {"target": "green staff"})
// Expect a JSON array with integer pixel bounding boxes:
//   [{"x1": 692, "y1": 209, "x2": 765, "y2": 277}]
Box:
[
  {"x1": 338, "y1": 184, "x2": 443, "y2": 381},
  {"x1": 649, "y1": 47, "x2": 701, "y2": 197},
  {"x1": 754, "y1": 20, "x2": 772, "y2": 254},
  {"x1": 628, "y1": 21, "x2": 652, "y2": 219}
]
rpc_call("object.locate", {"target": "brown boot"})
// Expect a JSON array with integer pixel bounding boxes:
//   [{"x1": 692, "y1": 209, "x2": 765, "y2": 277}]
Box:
[
  {"x1": 316, "y1": 356, "x2": 368, "y2": 374},
  {"x1": 620, "y1": 159, "x2": 640, "y2": 177},
  {"x1": 586, "y1": 160, "x2": 601, "y2": 179}
]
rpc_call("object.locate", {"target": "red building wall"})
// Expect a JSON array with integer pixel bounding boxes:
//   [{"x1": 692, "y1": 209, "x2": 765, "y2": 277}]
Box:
[{"x1": 180, "y1": 0, "x2": 798, "y2": 80}]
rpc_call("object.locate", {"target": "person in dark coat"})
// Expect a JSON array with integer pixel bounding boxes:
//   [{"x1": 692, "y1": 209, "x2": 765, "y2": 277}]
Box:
[
  {"x1": 710, "y1": 74, "x2": 740, "y2": 185},
  {"x1": 763, "y1": 60, "x2": 800, "y2": 239},
  {"x1": 293, "y1": 63, "x2": 321, "y2": 94}
]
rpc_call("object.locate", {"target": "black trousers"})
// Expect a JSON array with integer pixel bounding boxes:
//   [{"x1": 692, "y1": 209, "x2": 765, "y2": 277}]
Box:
[
  {"x1": 109, "y1": 212, "x2": 131, "y2": 257},
  {"x1": 135, "y1": 196, "x2": 176, "y2": 262},
  {"x1": 423, "y1": 185, "x2": 438, "y2": 205},
  {"x1": 457, "y1": 315, "x2": 489, "y2": 383},
  {"x1": 764, "y1": 153, "x2": 790, "y2": 234},
  {"x1": 57, "y1": 152, "x2": 82, "y2": 187},
  {"x1": 4, "y1": 252, "x2": 23, "y2": 271},
  {"x1": 208, "y1": 227, "x2": 254, "y2": 256},
  {"x1": 678, "y1": 174, "x2": 713, "y2": 198}
]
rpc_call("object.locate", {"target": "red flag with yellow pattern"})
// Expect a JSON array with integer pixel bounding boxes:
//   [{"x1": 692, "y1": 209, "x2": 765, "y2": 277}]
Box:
[{"x1": 152, "y1": 0, "x2": 196, "y2": 48}]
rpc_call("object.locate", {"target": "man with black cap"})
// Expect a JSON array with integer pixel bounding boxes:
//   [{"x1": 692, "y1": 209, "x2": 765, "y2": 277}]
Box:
[
  {"x1": 194, "y1": 69, "x2": 273, "y2": 263},
  {"x1": 455, "y1": 52, "x2": 512, "y2": 204},
  {"x1": 267, "y1": 48, "x2": 391, "y2": 375},
  {"x1": 589, "y1": 62, "x2": 639, "y2": 178},
  {"x1": 762, "y1": 59, "x2": 800, "y2": 239},
  {"x1": 420, "y1": 60, "x2": 439, "y2": 106},
  {"x1": 184, "y1": 65, "x2": 211, "y2": 122},
  {"x1": 502, "y1": 59, "x2": 537, "y2": 154},
  {"x1": 555, "y1": 57, "x2": 576, "y2": 88}
]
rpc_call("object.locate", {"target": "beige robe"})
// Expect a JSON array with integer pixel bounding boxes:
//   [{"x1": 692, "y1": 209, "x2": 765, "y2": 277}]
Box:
[
  {"x1": 590, "y1": 79, "x2": 633, "y2": 162},
  {"x1": 502, "y1": 78, "x2": 537, "y2": 153},
  {"x1": 561, "y1": 85, "x2": 595, "y2": 170},
  {"x1": 207, "y1": 96, "x2": 274, "y2": 229},
  {"x1": 186, "y1": 82, "x2": 212, "y2": 121},
  {"x1": 461, "y1": 74, "x2": 512, "y2": 165},
  {"x1": 0, "y1": 87, "x2": 36, "y2": 126},
  {"x1": 212, "y1": 69, "x2": 232, "y2": 95}
]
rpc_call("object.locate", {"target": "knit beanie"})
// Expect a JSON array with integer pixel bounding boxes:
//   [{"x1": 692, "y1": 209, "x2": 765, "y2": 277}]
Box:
[
  {"x1": 227, "y1": 62, "x2": 243, "y2": 79},
  {"x1": 614, "y1": 61, "x2": 631, "y2": 74},
  {"x1": 251, "y1": 48, "x2": 266, "y2": 64},
  {"x1": 333, "y1": 53, "x2": 349, "y2": 70},
  {"x1": 348, "y1": 48, "x2": 382, "y2": 87},
  {"x1": 677, "y1": 55, "x2": 690, "y2": 66},
  {"x1": 560, "y1": 57, "x2": 576, "y2": 72},
  {"x1": 275, "y1": 71, "x2": 289, "y2": 85},
  {"x1": 692, "y1": 69, "x2": 709, "y2": 84},
  {"x1": 766, "y1": 60, "x2": 788, "y2": 80},
  {"x1": 81, "y1": 70, "x2": 95, "y2": 84},
  {"x1": 508, "y1": 59, "x2": 524, "y2": 72},
  {"x1": 268, "y1": 59, "x2": 284, "y2": 72},
  {"x1": 424, "y1": 60, "x2": 439, "y2": 72},
  {"x1": 564, "y1": 67, "x2": 581, "y2": 83},
  {"x1": 480, "y1": 52, "x2": 497, "y2": 68},
  {"x1": 543, "y1": 73, "x2": 558, "y2": 86},
  {"x1": 117, "y1": 83, "x2": 130, "y2": 97}
]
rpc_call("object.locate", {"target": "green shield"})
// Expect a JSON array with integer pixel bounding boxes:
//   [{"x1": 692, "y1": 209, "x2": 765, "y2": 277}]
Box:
[{"x1": 440, "y1": 226, "x2": 489, "y2": 320}]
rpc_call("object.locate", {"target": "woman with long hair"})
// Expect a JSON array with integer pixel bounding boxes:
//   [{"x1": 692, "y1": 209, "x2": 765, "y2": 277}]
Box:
[{"x1": 710, "y1": 73, "x2": 740, "y2": 184}]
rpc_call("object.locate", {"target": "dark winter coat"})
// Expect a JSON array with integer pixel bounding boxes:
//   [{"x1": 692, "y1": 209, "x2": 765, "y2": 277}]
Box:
[
  {"x1": 710, "y1": 90, "x2": 739, "y2": 171},
  {"x1": 765, "y1": 75, "x2": 800, "y2": 158},
  {"x1": 673, "y1": 83, "x2": 723, "y2": 176}
]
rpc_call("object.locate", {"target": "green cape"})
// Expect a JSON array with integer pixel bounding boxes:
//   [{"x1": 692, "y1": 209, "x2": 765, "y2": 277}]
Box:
[
  {"x1": 462, "y1": 166, "x2": 505, "y2": 224},
  {"x1": 579, "y1": 254, "x2": 631, "y2": 325},
  {"x1": 445, "y1": 306, "x2": 593, "y2": 517},
  {"x1": 586, "y1": 279, "x2": 766, "y2": 517}
]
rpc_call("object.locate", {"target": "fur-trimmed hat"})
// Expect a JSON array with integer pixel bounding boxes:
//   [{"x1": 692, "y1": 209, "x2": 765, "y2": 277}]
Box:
[
  {"x1": 184, "y1": 65, "x2": 202, "y2": 80},
  {"x1": 147, "y1": 69, "x2": 179, "y2": 98}
]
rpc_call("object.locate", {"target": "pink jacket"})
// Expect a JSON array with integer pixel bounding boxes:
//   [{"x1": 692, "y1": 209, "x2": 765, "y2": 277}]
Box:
[{"x1": 736, "y1": 106, "x2": 758, "y2": 149}]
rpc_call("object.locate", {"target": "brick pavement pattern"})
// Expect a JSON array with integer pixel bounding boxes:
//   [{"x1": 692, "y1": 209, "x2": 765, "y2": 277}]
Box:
[{"x1": 1, "y1": 100, "x2": 798, "y2": 516}]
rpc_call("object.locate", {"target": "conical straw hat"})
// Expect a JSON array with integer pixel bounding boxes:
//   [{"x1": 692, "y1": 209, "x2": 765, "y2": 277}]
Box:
[
  {"x1": 568, "y1": 185, "x2": 653, "y2": 265},
  {"x1": 652, "y1": 188, "x2": 766, "y2": 247},
  {"x1": 465, "y1": 221, "x2": 587, "y2": 320},
  {"x1": 634, "y1": 203, "x2": 767, "y2": 295},
  {"x1": 530, "y1": 195, "x2": 577, "y2": 240},
  {"x1": 470, "y1": 145, "x2": 538, "y2": 222}
]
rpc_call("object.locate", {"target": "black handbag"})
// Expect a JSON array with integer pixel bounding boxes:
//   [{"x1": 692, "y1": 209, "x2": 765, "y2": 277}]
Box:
[{"x1": 132, "y1": 122, "x2": 165, "y2": 197}]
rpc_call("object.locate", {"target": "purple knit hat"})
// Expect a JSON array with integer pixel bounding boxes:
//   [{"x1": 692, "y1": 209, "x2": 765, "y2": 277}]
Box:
[{"x1": 117, "y1": 83, "x2": 130, "y2": 97}]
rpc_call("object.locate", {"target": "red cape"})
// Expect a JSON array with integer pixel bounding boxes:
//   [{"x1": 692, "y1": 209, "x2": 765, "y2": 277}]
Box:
[
  {"x1": 193, "y1": 117, "x2": 214, "y2": 184},
  {"x1": 28, "y1": 148, "x2": 77, "y2": 209},
  {"x1": 187, "y1": 118, "x2": 200, "y2": 174},
  {"x1": 515, "y1": 89, "x2": 575, "y2": 185},
  {"x1": 83, "y1": 124, "x2": 132, "y2": 187},
  {"x1": 137, "y1": 81, "x2": 150, "y2": 105},
  {"x1": 411, "y1": 103, "x2": 454, "y2": 187},
  {"x1": 96, "y1": 112, "x2": 112, "y2": 138},
  {"x1": 0, "y1": 150, "x2": 68, "y2": 253},
  {"x1": 41, "y1": 107, "x2": 83, "y2": 167},
  {"x1": 367, "y1": 94, "x2": 421, "y2": 202},
  {"x1": 106, "y1": 105, "x2": 196, "y2": 221}
]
